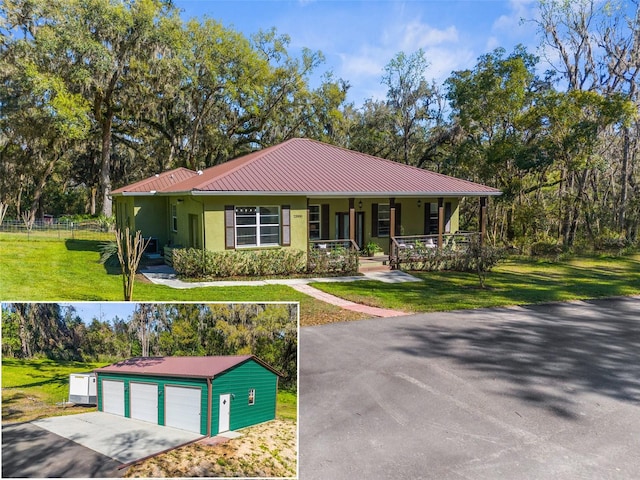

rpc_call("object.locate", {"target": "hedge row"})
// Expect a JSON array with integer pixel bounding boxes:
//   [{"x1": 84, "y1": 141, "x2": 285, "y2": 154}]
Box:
[{"x1": 171, "y1": 247, "x2": 359, "y2": 278}]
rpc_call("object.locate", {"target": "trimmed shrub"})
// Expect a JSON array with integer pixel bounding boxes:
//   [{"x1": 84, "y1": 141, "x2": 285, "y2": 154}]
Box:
[{"x1": 172, "y1": 248, "x2": 307, "y2": 279}]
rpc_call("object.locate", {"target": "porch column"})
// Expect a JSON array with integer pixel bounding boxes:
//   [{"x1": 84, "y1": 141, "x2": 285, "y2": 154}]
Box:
[
  {"x1": 438, "y1": 197, "x2": 444, "y2": 247},
  {"x1": 479, "y1": 196, "x2": 488, "y2": 244},
  {"x1": 348, "y1": 198, "x2": 356, "y2": 247},
  {"x1": 390, "y1": 197, "x2": 396, "y2": 255}
]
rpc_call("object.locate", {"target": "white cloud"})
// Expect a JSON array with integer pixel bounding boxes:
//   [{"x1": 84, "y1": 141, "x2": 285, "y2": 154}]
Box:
[{"x1": 399, "y1": 22, "x2": 459, "y2": 51}]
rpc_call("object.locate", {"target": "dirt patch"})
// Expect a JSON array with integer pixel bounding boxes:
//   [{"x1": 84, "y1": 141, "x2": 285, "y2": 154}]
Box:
[{"x1": 125, "y1": 419, "x2": 297, "y2": 478}]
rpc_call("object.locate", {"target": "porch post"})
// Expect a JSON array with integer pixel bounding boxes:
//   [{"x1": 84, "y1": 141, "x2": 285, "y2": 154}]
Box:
[
  {"x1": 438, "y1": 197, "x2": 444, "y2": 247},
  {"x1": 479, "y1": 196, "x2": 487, "y2": 245},
  {"x1": 390, "y1": 197, "x2": 396, "y2": 255},
  {"x1": 348, "y1": 198, "x2": 356, "y2": 248}
]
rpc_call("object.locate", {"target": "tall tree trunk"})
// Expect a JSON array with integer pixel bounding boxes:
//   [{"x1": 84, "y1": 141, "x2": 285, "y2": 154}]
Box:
[
  {"x1": 619, "y1": 126, "x2": 630, "y2": 234},
  {"x1": 100, "y1": 111, "x2": 113, "y2": 217}
]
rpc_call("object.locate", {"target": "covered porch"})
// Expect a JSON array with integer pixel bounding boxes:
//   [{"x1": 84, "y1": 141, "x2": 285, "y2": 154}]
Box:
[{"x1": 307, "y1": 196, "x2": 490, "y2": 272}]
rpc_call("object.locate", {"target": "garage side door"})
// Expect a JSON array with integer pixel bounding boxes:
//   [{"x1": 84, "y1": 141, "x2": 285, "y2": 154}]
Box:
[
  {"x1": 102, "y1": 380, "x2": 125, "y2": 416},
  {"x1": 130, "y1": 382, "x2": 158, "y2": 424},
  {"x1": 165, "y1": 386, "x2": 202, "y2": 433}
]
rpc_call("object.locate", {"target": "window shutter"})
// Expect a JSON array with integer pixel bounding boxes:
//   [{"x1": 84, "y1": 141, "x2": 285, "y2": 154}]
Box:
[
  {"x1": 394, "y1": 203, "x2": 402, "y2": 237},
  {"x1": 224, "y1": 205, "x2": 235, "y2": 249},
  {"x1": 281, "y1": 205, "x2": 291, "y2": 246},
  {"x1": 321, "y1": 204, "x2": 330, "y2": 240},
  {"x1": 372, "y1": 203, "x2": 379, "y2": 237}
]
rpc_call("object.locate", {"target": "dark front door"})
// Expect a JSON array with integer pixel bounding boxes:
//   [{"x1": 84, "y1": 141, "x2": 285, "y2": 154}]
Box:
[
  {"x1": 355, "y1": 211, "x2": 365, "y2": 249},
  {"x1": 336, "y1": 212, "x2": 349, "y2": 240}
]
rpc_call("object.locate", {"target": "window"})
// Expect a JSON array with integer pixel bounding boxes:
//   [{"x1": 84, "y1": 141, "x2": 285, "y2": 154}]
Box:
[
  {"x1": 248, "y1": 388, "x2": 255, "y2": 405},
  {"x1": 309, "y1": 205, "x2": 321, "y2": 240},
  {"x1": 377, "y1": 204, "x2": 390, "y2": 237},
  {"x1": 171, "y1": 204, "x2": 178, "y2": 232},
  {"x1": 235, "y1": 206, "x2": 280, "y2": 247}
]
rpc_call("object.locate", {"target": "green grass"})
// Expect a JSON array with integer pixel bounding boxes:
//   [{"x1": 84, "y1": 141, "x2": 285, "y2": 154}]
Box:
[
  {"x1": 276, "y1": 389, "x2": 297, "y2": 421},
  {"x1": 0, "y1": 234, "x2": 364, "y2": 324},
  {"x1": 312, "y1": 254, "x2": 640, "y2": 312},
  {"x1": 2, "y1": 357, "x2": 110, "y2": 423}
]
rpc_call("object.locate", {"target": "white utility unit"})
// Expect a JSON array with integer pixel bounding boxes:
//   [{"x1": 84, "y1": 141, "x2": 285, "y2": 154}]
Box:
[{"x1": 68, "y1": 373, "x2": 97, "y2": 405}]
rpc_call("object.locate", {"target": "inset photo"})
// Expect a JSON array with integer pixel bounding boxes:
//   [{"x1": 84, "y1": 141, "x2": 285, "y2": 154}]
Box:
[{"x1": 1, "y1": 302, "x2": 298, "y2": 479}]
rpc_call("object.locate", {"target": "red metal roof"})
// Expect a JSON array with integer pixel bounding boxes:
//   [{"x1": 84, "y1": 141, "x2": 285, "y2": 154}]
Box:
[
  {"x1": 111, "y1": 167, "x2": 198, "y2": 194},
  {"x1": 112, "y1": 138, "x2": 501, "y2": 197},
  {"x1": 94, "y1": 355, "x2": 281, "y2": 378}
]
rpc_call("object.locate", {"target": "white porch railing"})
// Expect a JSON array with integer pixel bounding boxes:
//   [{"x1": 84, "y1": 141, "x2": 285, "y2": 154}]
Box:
[{"x1": 390, "y1": 232, "x2": 479, "y2": 268}]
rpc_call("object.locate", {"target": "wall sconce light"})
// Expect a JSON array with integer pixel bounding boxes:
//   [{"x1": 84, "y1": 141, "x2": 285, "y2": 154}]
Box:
[
  {"x1": 177, "y1": 198, "x2": 183, "y2": 203},
  {"x1": 358, "y1": 201, "x2": 363, "y2": 209},
  {"x1": 417, "y1": 199, "x2": 422, "y2": 208}
]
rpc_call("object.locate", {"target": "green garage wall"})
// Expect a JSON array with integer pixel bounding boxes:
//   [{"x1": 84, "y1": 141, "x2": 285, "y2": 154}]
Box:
[
  {"x1": 210, "y1": 360, "x2": 278, "y2": 434},
  {"x1": 97, "y1": 373, "x2": 209, "y2": 435}
]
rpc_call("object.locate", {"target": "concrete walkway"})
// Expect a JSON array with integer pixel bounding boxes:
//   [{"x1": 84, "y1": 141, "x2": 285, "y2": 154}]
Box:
[{"x1": 140, "y1": 265, "x2": 417, "y2": 317}]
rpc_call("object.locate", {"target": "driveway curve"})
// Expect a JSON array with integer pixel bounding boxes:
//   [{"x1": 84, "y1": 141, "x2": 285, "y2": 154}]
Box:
[{"x1": 300, "y1": 297, "x2": 640, "y2": 480}]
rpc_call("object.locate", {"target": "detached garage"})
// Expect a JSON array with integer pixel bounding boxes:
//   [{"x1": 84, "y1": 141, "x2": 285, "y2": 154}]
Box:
[{"x1": 94, "y1": 355, "x2": 282, "y2": 436}]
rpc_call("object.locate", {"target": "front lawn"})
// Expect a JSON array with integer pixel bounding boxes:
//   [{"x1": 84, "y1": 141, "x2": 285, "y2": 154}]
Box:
[
  {"x1": 311, "y1": 254, "x2": 640, "y2": 312},
  {"x1": 0, "y1": 234, "x2": 365, "y2": 325}
]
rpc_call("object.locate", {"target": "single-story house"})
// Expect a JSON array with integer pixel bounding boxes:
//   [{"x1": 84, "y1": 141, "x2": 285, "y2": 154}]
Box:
[
  {"x1": 94, "y1": 355, "x2": 281, "y2": 436},
  {"x1": 111, "y1": 138, "x2": 501, "y2": 259}
]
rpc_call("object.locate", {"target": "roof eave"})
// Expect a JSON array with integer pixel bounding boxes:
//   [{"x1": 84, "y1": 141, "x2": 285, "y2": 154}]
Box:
[{"x1": 189, "y1": 190, "x2": 502, "y2": 197}]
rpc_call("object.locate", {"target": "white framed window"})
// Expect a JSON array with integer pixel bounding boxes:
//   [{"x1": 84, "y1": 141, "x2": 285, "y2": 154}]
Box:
[
  {"x1": 309, "y1": 205, "x2": 321, "y2": 241},
  {"x1": 235, "y1": 206, "x2": 280, "y2": 247},
  {"x1": 248, "y1": 388, "x2": 255, "y2": 405},
  {"x1": 171, "y1": 204, "x2": 178, "y2": 232},
  {"x1": 377, "y1": 204, "x2": 390, "y2": 237}
]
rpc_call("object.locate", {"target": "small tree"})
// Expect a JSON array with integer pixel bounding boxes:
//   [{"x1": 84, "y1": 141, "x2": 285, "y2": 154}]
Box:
[
  {"x1": 115, "y1": 227, "x2": 150, "y2": 301},
  {"x1": 467, "y1": 236, "x2": 505, "y2": 289}
]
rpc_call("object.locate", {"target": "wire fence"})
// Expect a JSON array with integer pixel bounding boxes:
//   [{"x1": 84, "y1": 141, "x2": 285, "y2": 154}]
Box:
[{"x1": 0, "y1": 219, "x2": 116, "y2": 242}]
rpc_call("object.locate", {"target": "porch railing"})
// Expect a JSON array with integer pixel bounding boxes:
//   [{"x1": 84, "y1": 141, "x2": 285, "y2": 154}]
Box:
[
  {"x1": 308, "y1": 239, "x2": 359, "y2": 274},
  {"x1": 390, "y1": 232, "x2": 479, "y2": 268}
]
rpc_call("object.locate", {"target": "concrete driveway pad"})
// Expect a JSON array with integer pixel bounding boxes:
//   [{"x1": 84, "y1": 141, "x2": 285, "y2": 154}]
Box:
[
  {"x1": 33, "y1": 412, "x2": 202, "y2": 463},
  {"x1": 300, "y1": 297, "x2": 640, "y2": 480}
]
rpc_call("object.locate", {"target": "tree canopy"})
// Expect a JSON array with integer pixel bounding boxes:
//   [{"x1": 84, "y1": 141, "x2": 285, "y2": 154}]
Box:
[{"x1": 1, "y1": 0, "x2": 639, "y2": 248}]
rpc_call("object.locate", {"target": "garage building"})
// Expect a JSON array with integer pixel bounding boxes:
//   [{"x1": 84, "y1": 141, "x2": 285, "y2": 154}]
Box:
[{"x1": 94, "y1": 355, "x2": 281, "y2": 436}]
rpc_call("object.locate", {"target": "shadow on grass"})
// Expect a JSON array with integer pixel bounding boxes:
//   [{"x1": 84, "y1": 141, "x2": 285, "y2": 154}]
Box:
[
  {"x1": 64, "y1": 239, "x2": 105, "y2": 252},
  {"x1": 390, "y1": 297, "x2": 640, "y2": 418}
]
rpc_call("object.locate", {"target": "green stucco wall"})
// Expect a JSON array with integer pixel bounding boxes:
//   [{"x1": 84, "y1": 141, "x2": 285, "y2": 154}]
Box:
[
  {"x1": 210, "y1": 360, "x2": 278, "y2": 434},
  {"x1": 114, "y1": 194, "x2": 461, "y2": 256},
  {"x1": 134, "y1": 197, "x2": 170, "y2": 247}
]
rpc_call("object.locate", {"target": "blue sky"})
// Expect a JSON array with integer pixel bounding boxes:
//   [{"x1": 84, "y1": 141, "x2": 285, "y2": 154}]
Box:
[
  {"x1": 60, "y1": 302, "x2": 138, "y2": 323},
  {"x1": 176, "y1": 0, "x2": 541, "y2": 104}
]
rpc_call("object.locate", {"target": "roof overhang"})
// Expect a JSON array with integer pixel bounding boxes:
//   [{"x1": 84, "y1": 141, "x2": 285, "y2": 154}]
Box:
[{"x1": 112, "y1": 190, "x2": 502, "y2": 198}]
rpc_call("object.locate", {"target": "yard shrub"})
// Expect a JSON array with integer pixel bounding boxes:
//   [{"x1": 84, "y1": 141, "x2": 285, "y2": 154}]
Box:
[
  {"x1": 172, "y1": 248, "x2": 307, "y2": 279},
  {"x1": 307, "y1": 246, "x2": 359, "y2": 275},
  {"x1": 397, "y1": 238, "x2": 504, "y2": 279}
]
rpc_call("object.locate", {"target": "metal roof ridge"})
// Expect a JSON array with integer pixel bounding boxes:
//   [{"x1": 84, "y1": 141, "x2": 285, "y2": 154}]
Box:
[{"x1": 111, "y1": 166, "x2": 198, "y2": 194}]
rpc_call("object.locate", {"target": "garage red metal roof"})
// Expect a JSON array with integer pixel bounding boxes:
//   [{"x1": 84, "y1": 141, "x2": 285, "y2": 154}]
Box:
[
  {"x1": 94, "y1": 355, "x2": 282, "y2": 378},
  {"x1": 112, "y1": 138, "x2": 500, "y2": 197}
]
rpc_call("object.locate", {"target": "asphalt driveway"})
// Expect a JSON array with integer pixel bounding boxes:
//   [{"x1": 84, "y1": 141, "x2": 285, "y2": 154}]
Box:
[
  {"x1": 300, "y1": 297, "x2": 640, "y2": 479},
  {"x1": 32, "y1": 412, "x2": 203, "y2": 463},
  {"x1": 2, "y1": 422, "x2": 123, "y2": 478}
]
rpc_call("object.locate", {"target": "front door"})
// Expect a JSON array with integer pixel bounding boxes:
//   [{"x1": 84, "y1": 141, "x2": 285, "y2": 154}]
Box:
[
  {"x1": 188, "y1": 214, "x2": 200, "y2": 248},
  {"x1": 219, "y1": 393, "x2": 231, "y2": 433},
  {"x1": 335, "y1": 212, "x2": 349, "y2": 240},
  {"x1": 355, "y1": 211, "x2": 365, "y2": 250}
]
